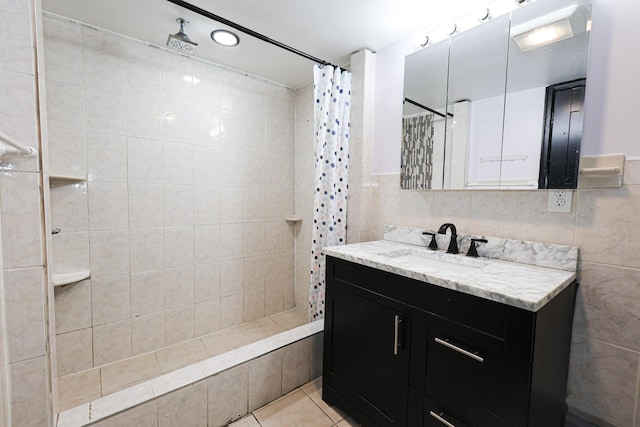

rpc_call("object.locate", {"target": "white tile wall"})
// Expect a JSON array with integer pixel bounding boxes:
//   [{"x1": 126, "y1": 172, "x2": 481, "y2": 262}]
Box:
[
  {"x1": 54, "y1": 279, "x2": 91, "y2": 334},
  {"x1": 248, "y1": 350, "x2": 282, "y2": 412},
  {"x1": 207, "y1": 365, "x2": 248, "y2": 427},
  {"x1": 130, "y1": 270, "x2": 164, "y2": 316},
  {"x1": 164, "y1": 267, "x2": 194, "y2": 309},
  {"x1": 86, "y1": 132, "x2": 127, "y2": 183},
  {"x1": 164, "y1": 305, "x2": 194, "y2": 345},
  {"x1": 157, "y1": 382, "x2": 207, "y2": 427},
  {"x1": 48, "y1": 127, "x2": 86, "y2": 177},
  {"x1": 91, "y1": 275, "x2": 131, "y2": 326},
  {"x1": 93, "y1": 319, "x2": 132, "y2": 366},
  {"x1": 57, "y1": 329, "x2": 93, "y2": 376},
  {"x1": 1, "y1": 172, "x2": 44, "y2": 268},
  {"x1": 0, "y1": 1, "x2": 51, "y2": 424},
  {"x1": 4, "y1": 267, "x2": 46, "y2": 363},
  {"x1": 128, "y1": 184, "x2": 163, "y2": 228},
  {"x1": 132, "y1": 312, "x2": 165, "y2": 356},
  {"x1": 194, "y1": 298, "x2": 221, "y2": 337},
  {"x1": 9, "y1": 357, "x2": 50, "y2": 427}
]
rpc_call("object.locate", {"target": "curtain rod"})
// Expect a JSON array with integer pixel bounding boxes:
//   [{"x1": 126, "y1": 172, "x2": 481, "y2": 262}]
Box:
[
  {"x1": 166, "y1": 0, "x2": 338, "y2": 68},
  {"x1": 404, "y1": 98, "x2": 453, "y2": 118}
]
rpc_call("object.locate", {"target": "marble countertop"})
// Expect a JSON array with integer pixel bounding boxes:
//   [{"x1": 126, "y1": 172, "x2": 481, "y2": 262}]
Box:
[{"x1": 323, "y1": 240, "x2": 577, "y2": 312}]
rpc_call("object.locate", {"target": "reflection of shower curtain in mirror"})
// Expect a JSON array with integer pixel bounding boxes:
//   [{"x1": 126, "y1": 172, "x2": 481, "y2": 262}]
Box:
[
  {"x1": 401, "y1": 113, "x2": 434, "y2": 189},
  {"x1": 309, "y1": 65, "x2": 351, "y2": 320}
]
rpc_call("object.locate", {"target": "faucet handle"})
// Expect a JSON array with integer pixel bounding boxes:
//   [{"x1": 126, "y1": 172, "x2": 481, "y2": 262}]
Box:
[
  {"x1": 467, "y1": 238, "x2": 488, "y2": 257},
  {"x1": 422, "y1": 231, "x2": 438, "y2": 250}
]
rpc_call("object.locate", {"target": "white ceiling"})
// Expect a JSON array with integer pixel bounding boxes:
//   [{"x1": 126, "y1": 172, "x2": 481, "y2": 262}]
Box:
[{"x1": 41, "y1": 0, "x2": 480, "y2": 88}]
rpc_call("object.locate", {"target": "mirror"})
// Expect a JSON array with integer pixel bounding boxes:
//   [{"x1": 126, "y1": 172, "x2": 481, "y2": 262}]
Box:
[
  {"x1": 447, "y1": 14, "x2": 511, "y2": 189},
  {"x1": 402, "y1": 40, "x2": 449, "y2": 190},
  {"x1": 401, "y1": 0, "x2": 592, "y2": 190}
]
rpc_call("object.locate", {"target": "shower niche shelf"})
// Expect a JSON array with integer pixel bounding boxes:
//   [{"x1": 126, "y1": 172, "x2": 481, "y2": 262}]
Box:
[
  {"x1": 49, "y1": 173, "x2": 86, "y2": 183},
  {"x1": 285, "y1": 215, "x2": 302, "y2": 223},
  {"x1": 52, "y1": 270, "x2": 91, "y2": 287},
  {"x1": 48, "y1": 170, "x2": 90, "y2": 289}
]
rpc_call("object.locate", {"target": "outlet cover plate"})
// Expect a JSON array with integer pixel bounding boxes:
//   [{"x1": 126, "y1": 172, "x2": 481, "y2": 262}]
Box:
[{"x1": 548, "y1": 189, "x2": 573, "y2": 213}]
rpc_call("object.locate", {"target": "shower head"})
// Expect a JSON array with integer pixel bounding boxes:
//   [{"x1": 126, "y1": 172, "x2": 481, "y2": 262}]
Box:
[{"x1": 166, "y1": 18, "x2": 198, "y2": 54}]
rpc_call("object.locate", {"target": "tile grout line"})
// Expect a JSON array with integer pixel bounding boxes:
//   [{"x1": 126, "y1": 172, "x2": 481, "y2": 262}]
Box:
[{"x1": 300, "y1": 381, "x2": 347, "y2": 426}]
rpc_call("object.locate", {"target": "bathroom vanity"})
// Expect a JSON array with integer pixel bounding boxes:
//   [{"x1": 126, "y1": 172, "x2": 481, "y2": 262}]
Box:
[{"x1": 321, "y1": 231, "x2": 578, "y2": 427}]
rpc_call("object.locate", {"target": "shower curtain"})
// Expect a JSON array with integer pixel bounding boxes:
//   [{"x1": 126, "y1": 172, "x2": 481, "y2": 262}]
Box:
[{"x1": 309, "y1": 65, "x2": 351, "y2": 320}]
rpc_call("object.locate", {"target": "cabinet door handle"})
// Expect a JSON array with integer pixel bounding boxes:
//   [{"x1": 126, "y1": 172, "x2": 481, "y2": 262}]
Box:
[
  {"x1": 434, "y1": 337, "x2": 484, "y2": 363},
  {"x1": 393, "y1": 315, "x2": 402, "y2": 355},
  {"x1": 429, "y1": 411, "x2": 456, "y2": 427}
]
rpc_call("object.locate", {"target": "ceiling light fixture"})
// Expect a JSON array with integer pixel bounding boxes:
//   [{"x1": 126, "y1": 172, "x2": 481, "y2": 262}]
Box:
[
  {"x1": 511, "y1": 5, "x2": 581, "y2": 51},
  {"x1": 211, "y1": 29, "x2": 240, "y2": 47}
]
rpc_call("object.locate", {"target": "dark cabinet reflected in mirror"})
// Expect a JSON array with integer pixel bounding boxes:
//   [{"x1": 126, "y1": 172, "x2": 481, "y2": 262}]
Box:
[{"x1": 401, "y1": 0, "x2": 592, "y2": 190}]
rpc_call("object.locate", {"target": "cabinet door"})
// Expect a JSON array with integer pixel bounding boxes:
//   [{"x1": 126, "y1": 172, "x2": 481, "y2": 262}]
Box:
[{"x1": 324, "y1": 283, "x2": 411, "y2": 427}]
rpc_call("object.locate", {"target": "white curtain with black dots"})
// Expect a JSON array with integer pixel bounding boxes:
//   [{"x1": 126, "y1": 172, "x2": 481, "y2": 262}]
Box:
[{"x1": 309, "y1": 64, "x2": 351, "y2": 320}]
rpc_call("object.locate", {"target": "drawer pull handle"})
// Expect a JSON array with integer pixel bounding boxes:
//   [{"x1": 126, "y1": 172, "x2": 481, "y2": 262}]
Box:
[
  {"x1": 430, "y1": 411, "x2": 456, "y2": 427},
  {"x1": 394, "y1": 315, "x2": 402, "y2": 355},
  {"x1": 435, "y1": 337, "x2": 484, "y2": 363}
]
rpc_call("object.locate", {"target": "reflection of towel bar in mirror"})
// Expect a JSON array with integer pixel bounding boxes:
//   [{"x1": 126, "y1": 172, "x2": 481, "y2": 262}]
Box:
[
  {"x1": 480, "y1": 155, "x2": 528, "y2": 163},
  {"x1": 579, "y1": 167, "x2": 620, "y2": 176}
]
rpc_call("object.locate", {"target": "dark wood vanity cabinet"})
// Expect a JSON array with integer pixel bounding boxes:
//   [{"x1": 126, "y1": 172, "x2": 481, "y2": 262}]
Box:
[{"x1": 322, "y1": 256, "x2": 577, "y2": 427}]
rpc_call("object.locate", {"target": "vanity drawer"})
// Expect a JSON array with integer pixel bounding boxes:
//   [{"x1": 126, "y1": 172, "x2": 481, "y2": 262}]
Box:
[
  {"x1": 411, "y1": 319, "x2": 503, "y2": 414},
  {"x1": 408, "y1": 387, "x2": 498, "y2": 427}
]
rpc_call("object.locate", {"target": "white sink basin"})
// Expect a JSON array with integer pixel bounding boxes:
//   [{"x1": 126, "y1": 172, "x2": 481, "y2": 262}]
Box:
[{"x1": 378, "y1": 249, "x2": 486, "y2": 274}]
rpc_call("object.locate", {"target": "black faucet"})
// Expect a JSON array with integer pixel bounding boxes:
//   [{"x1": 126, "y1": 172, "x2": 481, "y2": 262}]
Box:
[{"x1": 437, "y1": 223, "x2": 458, "y2": 254}]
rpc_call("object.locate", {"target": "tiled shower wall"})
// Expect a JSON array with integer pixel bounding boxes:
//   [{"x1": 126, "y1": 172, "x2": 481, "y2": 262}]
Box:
[
  {"x1": 44, "y1": 15, "x2": 297, "y2": 376},
  {"x1": 0, "y1": 0, "x2": 52, "y2": 426}
]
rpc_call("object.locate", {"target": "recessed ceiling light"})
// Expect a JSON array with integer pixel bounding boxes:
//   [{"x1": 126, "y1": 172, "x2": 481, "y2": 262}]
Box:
[{"x1": 211, "y1": 30, "x2": 240, "y2": 47}]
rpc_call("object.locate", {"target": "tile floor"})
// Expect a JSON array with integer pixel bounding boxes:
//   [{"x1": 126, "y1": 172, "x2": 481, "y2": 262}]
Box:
[
  {"x1": 230, "y1": 378, "x2": 596, "y2": 427},
  {"x1": 57, "y1": 308, "x2": 309, "y2": 411},
  {"x1": 230, "y1": 377, "x2": 360, "y2": 427}
]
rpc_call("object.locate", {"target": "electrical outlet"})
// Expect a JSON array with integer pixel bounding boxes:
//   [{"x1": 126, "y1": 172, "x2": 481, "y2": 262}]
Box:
[{"x1": 547, "y1": 189, "x2": 573, "y2": 213}]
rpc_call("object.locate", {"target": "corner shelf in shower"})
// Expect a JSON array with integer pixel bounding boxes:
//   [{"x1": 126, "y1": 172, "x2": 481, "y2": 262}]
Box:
[
  {"x1": 49, "y1": 173, "x2": 87, "y2": 183},
  {"x1": 52, "y1": 270, "x2": 91, "y2": 287},
  {"x1": 285, "y1": 215, "x2": 302, "y2": 223}
]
